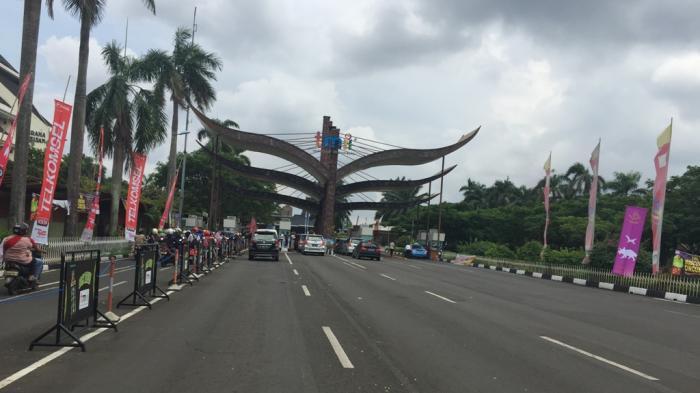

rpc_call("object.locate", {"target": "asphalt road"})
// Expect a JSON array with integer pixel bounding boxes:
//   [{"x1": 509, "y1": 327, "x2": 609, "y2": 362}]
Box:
[{"x1": 1, "y1": 252, "x2": 699, "y2": 392}]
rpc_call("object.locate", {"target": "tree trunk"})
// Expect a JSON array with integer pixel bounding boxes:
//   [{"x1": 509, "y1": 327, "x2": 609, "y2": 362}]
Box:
[
  {"x1": 167, "y1": 98, "x2": 179, "y2": 190},
  {"x1": 9, "y1": 0, "x2": 41, "y2": 227},
  {"x1": 64, "y1": 15, "x2": 91, "y2": 236},
  {"x1": 208, "y1": 137, "x2": 218, "y2": 230},
  {"x1": 109, "y1": 145, "x2": 126, "y2": 236}
]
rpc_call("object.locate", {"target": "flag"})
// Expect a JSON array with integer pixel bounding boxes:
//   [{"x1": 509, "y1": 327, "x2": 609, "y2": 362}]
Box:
[
  {"x1": 124, "y1": 153, "x2": 147, "y2": 241},
  {"x1": 158, "y1": 166, "x2": 179, "y2": 230},
  {"x1": 0, "y1": 72, "x2": 32, "y2": 187},
  {"x1": 248, "y1": 217, "x2": 257, "y2": 234},
  {"x1": 651, "y1": 123, "x2": 672, "y2": 274},
  {"x1": 583, "y1": 140, "x2": 601, "y2": 264},
  {"x1": 80, "y1": 127, "x2": 105, "y2": 241},
  {"x1": 612, "y1": 206, "x2": 648, "y2": 276},
  {"x1": 31, "y1": 100, "x2": 73, "y2": 244},
  {"x1": 542, "y1": 152, "x2": 552, "y2": 250}
]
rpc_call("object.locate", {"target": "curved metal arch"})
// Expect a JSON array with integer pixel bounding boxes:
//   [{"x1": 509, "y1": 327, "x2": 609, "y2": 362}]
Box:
[
  {"x1": 336, "y1": 165, "x2": 457, "y2": 197},
  {"x1": 337, "y1": 128, "x2": 479, "y2": 180},
  {"x1": 336, "y1": 194, "x2": 438, "y2": 211},
  {"x1": 189, "y1": 105, "x2": 328, "y2": 183},
  {"x1": 198, "y1": 142, "x2": 323, "y2": 199},
  {"x1": 227, "y1": 187, "x2": 319, "y2": 212}
]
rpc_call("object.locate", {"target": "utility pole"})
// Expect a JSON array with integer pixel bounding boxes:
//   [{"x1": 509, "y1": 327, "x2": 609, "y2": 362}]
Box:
[
  {"x1": 425, "y1": 181, "x2": 431, "y2": 245},
  {"x1": 177, "y1": 7, "x2": 197, "y2": 227},
  {"x1": 437, "y1": 156, "x2": 445, "y2": 246}
]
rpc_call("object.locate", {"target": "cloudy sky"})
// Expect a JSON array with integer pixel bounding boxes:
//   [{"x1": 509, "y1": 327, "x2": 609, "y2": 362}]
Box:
[{"x1": 2, "y1": 0, "x2": 699, "y2": 222}]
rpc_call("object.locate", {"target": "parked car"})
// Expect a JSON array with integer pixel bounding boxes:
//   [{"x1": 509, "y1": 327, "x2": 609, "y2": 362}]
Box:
[
  {"x1": 249, "y1": 229, "x2": 280, "y2": 261},
  {"x1": 352, "y1": 240, "x2": 382, "y2": 261},
  {"x1": 405, "y1": 243, "x2": 428, "y2": 259},
  {"x1": 334, "y1": 239, "x2": 349, "y2": 255},
  {"x1": 301, "y1": 234, "x2": 326, "y2": 255},
  {"x1": 346, "y1": 238, "x2": 363, "y2": 255}
]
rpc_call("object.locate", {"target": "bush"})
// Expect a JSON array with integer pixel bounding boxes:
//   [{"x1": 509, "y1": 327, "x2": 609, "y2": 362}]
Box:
[
  {"x1": 589, "y1": 243, "x2": 652, "y2": 273},
  {"x1": 542, "y1": 247, "x2": 585, "y2": 265},
  {"x1": 456, "y1": 241, "x2": 499, "y2": 255},
  {"x1": 484, "y1": 244, "x2": 517, "y2": 259},
  {"x1": 517, "y1": 241, "x2": 543, "y2": 261}
]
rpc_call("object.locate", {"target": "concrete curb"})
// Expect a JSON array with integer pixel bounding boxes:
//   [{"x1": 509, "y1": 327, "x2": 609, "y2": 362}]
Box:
[{"x1": 470, "y1": 263, "x2": 700, "y2": 305}]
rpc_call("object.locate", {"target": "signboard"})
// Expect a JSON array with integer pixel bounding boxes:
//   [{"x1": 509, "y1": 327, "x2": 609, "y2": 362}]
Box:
[
  {"x1": 117, "y1": 244, "x2": 168, "y2": 308},
  {"x1": 62, "y1": 252, "x2": 99, "y2": 325},
  {"x1": 672, "y1": 250, "x2": 700, "y2": 276},
  {"x1": 124, "y1": 152, "x2": 147, "y2": 241},
  {"x1": 612, "y1": 206, "x2": 648, "y2": 277}
]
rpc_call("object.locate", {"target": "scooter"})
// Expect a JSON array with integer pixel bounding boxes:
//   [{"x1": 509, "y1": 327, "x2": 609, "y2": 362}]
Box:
[{"x1": 3, "y1": 261, "x2": 38, "y2": 295}]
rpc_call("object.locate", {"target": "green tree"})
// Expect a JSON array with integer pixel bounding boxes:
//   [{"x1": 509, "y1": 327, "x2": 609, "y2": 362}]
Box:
[
  {"x1": 459, "y1": 178, "x2": 487, "y2": 209},
  {"x1": 374, "y1": 177, "x2": 424, "y2": 222},
  {"x1": 86, "y1": 41, "x2": 167, "y2": 235},
  {"x1": 58, "y1": 0, "x2": 157, "y2": 236},
  {"x1": 605, "y1": 171, "x2": 646, "y2": 197}
]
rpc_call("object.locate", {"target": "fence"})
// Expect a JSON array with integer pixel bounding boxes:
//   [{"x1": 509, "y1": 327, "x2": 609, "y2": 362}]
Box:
[
  {"x1": 43, "y1": 237, "x2": 131, "y2": 266},
  {"x1": 475, "y1": 256, "x2": 700, "y2": 298}
]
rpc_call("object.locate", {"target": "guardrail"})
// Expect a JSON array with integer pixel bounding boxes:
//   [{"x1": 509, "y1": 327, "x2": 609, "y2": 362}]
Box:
[
  {"x1": 43, "y1": 237, "x2": 131, "y2": 266},
  {"x1": 475, "y1": 256, "x2": 700, "y2": 298}
]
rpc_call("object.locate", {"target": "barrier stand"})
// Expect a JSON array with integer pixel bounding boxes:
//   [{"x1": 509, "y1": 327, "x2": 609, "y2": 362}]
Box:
[
  {"x1": 186, "y1": 244, "x2": 200, "y2": 281},
  {"x1": 168, "y1": 249, "x2": 185, "y2": 291},
  {"x1": 102, "y1": 256, "x2": 121, "y2": 322},
  {"x1": 117, "y1": 244, "x2": 169, "y2": 309},
  {"x1": 175, "y1": 243, "x2": 194, "y2": 286}
]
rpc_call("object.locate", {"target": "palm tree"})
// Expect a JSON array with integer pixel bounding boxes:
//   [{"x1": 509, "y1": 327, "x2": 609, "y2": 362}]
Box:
[
  {"x1": 196, "y1": 119, "x2": 240, "y2": 230},
  {"x1": 85, "y1": 42, "x2": 167, "y2": 235},
  {"x1": 375, "y1": 177, "x2": 424, "y2": 222},
  {"x1": 459, "y1": 178, "x2": 487, "y2": 209},
  {"x1": 485, "y1": 178, "x2": 522, "y2": 207},
  {"x1": 59, "y1": 0, "x2": 156, "y2": 236},
  {"x1": 9, "y1": 0, "x2": 50, "y2": 227},
  {"x1": 605, "y1": 171, "x2": 646, "y2": 197},
  {"x1": 562, "y1": 162, "x2": 607, "y2": 198},
  {"x1": 138, "y1": 27, "x2": 222, "y2": 194}
]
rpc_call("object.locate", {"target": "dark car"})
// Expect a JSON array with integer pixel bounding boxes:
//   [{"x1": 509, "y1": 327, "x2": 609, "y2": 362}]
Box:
[
  {"x1": 352, "y1": 240, "x2": 382, "y2": 261},
  {"x1": 249, "y1": 230, "x2": 280, "y2": 261},
  {"x1": 334, "y1": 239, "x2": 349, "y2": 255}
]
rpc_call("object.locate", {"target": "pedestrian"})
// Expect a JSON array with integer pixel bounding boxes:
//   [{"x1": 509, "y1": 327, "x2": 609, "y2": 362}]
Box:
[{"x1": 389, "y1": 241, "x2": 395, "y2": 257}]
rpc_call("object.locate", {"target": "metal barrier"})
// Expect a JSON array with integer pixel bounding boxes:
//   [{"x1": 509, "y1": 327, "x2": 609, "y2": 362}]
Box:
[
  {"x1": 475, "y1": 256, "x2": 700, "y2": 297},
  {"x1": 43, "y1": 237, "x2": 131, "y2": 266}
]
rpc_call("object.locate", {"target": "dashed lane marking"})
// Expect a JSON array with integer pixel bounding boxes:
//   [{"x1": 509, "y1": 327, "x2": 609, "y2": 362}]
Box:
[
  {"x1": 342, "y1": 261, "x2": 365, "y2": 271},
  {"x1": 285, "y1": 253, "x2": 293, "y2": 265},
  {"x1": 424, "y1": 290, "x2": 457, "y2": 304},
  {"x1": 380, "y1": 274, "x2": 397, "y2": 281},
  {"x1": 293, "y1": 269, "x2": 299, "y2": 276},
  {"x1": 302, "y1": 285, "x2": 311, "y2": 297},
  {"x1": 322, "y1": 326, "x2": 355, "y2": 369}
]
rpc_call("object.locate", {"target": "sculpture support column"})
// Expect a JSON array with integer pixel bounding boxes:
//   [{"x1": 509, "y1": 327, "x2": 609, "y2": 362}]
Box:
[{"x1": 318, "y1": 116, "x2": 339, "y2": 236}]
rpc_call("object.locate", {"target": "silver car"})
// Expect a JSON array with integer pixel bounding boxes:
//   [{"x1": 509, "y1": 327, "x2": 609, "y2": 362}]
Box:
[{"x1": 302, "y1": 235, "x2": 326, "y2": 255}]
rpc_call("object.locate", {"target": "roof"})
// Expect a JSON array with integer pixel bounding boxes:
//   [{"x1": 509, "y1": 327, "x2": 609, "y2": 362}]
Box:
[{"x1": 0, "y1": 54, "x2": 51, "y2": 127}]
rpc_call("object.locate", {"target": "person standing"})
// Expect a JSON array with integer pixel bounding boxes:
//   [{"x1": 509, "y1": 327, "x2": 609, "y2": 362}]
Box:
[{"x1": 389, "y1": 241, "x2": 395, "y2": 257}]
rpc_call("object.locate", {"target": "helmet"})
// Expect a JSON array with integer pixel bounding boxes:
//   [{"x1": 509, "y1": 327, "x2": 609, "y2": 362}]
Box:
[
  {"x1": 204, "y1": 230, "x2": 210, "y2": 236},
  {"x1": 152, "y1": 228, "x2": 159, "y2": 235},
  {"x1": 12, "y1": 223, "x2": 29, "y2": 235},
  {"x1": 165, "y1": 228, "x2": 174, "y2": 235},
  {"x1": 192, "y1": 226, "x2": 199, "y2": 232}
]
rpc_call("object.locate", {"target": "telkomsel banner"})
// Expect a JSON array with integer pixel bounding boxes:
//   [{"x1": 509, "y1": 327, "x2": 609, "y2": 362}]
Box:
[
  {"x1": 125, "y1": 152, "x2": 147, "y2": 241},
  {"x1": 612, "y1": 206, "x2": 648, "y2": 277},
  {"x1": 0, "y1": 72, "x2": 32, "y2": 187},
  {"x1": 80, "y1": 127, "x2": 104, "y2": 241},
  {"x1": 31, "y1": 100, "x2": 73, "y2": 244},
  {"x1": 158, "y1": 166, "x2": 179, "y2": 230}
]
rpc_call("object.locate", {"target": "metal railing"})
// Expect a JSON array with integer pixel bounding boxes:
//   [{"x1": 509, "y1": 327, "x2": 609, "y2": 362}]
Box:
[
  {"x1": 43, "y1": 237, "x2": 131, "y2": 266},
  {"x1": 475, "y1": 256, "x2": 700, "y2": 298}
]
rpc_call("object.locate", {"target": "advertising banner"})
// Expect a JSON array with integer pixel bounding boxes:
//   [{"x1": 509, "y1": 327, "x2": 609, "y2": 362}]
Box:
[
  {"x1": 124, "y1": 153, "x2": 147, "y2": 241},
  {"x1": 80, "y1": 127, "x2": 104, "y2": 241},
  {"x1": 651, "y1": 124, "x2": 672, "y2": 274},
  {"x1": 62, "y1": 252, "x2": 99, "y2": 325},
  {"x1": 158, "y1": 166, "x2": 179, "y2": 230},
  {"x1": 138, "y1": 245, "x2": 157, "y2": 294},
  {"x1": 672, "y1": 250, "x2": 700, "y2": 276},
  {"x1": 583, "y1": 140, "x2": 601, "y2": 264},
  {"x1": 31, "y1": 100, "x2": 73, "y2": 244},
  {"x1": 0, "y1": 72, "x2": 32, "y2": 187},
  {"x1": 542, "y1": 153, "x2": 552, "y2": 249},
  {"x1": 612, "y1": 206, "x2": 648, "y2": 276}
]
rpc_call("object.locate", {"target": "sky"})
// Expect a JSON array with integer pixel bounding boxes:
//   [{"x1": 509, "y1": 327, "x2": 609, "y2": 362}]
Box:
[{"x1": 2, "y1": 0, "x2": 699, "y2": 223}]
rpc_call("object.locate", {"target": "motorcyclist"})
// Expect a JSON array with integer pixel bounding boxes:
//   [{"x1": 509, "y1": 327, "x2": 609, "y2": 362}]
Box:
[{"x1": 1, "y1": 223, "x2": 43, "y2": 282}]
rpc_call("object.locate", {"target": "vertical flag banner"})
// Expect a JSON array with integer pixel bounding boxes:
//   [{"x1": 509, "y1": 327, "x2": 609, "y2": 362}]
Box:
[
  {"x1": 80, "y1": 127, "x2": 105, "y2": 241},
  {"x1": 542, "y1": 152, "x2": 552, "y2": 250},
  {"x1": 31, "y1": 100, "x2": 73, "y2": 244},
  {"x1": 124, "y1": 153, "x2": 147, "y2": 241},
  {"x1": 651, "y1": 123, "x2": 672, "y2": 274},
  {"x1": 583, "y1": 140, "x2": 601, "y2": 264},
  {"x1": 0, "y1": 72, "x2": 32, "y2": 187},
  {"x1": 612, "y1": 206, "x2": 648, "y2": 277},
  {"x1": 158, "y1": 166, "x2": 179, "y2": 230}
]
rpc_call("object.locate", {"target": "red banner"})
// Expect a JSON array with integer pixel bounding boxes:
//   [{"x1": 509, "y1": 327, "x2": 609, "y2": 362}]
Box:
[
  {"x1": 80, "y1": 127, "x2": 105, "y2": 241},
  {"x1": 583, "y1": 140, "x2": 601, "y2": 264},
  {"x1": 125, "y1": 153, "x2": 147, "y2": 241},
  {"x1": 158, "y1": 167, "x2": 179, "y2": 230},
  {"x1": 651, "y1": 124, "x2": 672, "y2": 274},
  {"x1": 31, "y1": 100, "x2": 73, "y2": 244},
  {"x1": 0, "y1": 72, "x2": 32, "y2": 187}
]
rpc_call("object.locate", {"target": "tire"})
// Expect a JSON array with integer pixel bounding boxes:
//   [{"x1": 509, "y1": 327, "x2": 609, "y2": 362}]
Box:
[{"x1": 248, "y1": 253, "x2": 254, "y2": 261}]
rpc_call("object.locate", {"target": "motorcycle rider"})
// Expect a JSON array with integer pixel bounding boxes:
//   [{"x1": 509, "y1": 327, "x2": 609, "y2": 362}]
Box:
[{"x1": 1, "y1": 223, "x2": 43, "y2": 282}]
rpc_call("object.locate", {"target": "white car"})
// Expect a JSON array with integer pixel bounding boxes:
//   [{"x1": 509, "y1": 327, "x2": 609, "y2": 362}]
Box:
[{"x1": 302, "y1": 234, "x2": 326, "y2": 255}]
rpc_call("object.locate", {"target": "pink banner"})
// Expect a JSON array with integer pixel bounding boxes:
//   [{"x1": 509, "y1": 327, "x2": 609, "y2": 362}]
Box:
[
  {"x1": 651, "y1": 124, "x2": 672, "y2": 274},
  {"x1": 80, "y1": 127, "x2": 105, "y2": 241},
  {"x1": 583, "y1": 140, "x2": 601, "y2": 264},
  {"x1": 612, "y1": 206, "x2": 648, "y2": 277},
  {"x1": 158, "y1": 167, "x2": 179, "y2": 230},
  {"x1": 0, "y1": 72, "x2": 32, "y2": 187},
  {"x1": 124, "y1": 153, "x2": 147, "y2": 241},
  {"x1": 31, "y1": 100, "x2": 73, "y2": 244}
]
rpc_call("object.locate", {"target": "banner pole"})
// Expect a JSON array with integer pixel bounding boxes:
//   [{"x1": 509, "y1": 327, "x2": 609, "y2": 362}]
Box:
[{"x1": 103, "y1": 256, "x2": 120, "y2": 322}]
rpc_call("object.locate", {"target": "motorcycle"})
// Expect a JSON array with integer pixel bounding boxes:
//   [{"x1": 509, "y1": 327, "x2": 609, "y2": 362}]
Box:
[{"x1": 3, "y1": 260, "x2": 38, "y2": 295}]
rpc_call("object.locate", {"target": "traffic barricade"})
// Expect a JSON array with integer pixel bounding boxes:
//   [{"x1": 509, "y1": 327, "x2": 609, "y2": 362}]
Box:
[{"x1": 117, "y1": 244, "x2": 170, "y2": 309}]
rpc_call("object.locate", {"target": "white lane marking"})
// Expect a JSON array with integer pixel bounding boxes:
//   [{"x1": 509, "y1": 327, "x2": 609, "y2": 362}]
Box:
[
  {"x1": 0, "y1": 286, "x2": 58, "y2": 303},
  {"x1": 98, "y1": 281, "x2": 127, "y2": 292},
  {"x1": 405, "y1": 264, "x2": 422, "y2": 269},
  {"x1": 424, "y1": 290, "x2": 456, "y2": 304},
  {"x1": 664, "y1": 310, "x2": 700, "y2": 319},
  {"x1": 293, "y1": 269, "x2": 299, "y2": 276},
  {"x1": 38, "y1": 281, "x2": 60, "y2": 288},
  {"x1": 322, "y1": 326, "x2": 355, "y2": 369},
  {"x1": 380, "y1": 274, "x2": 396, "y2": 281},
  {"x1": 348, "y1": 261, "x2": 367, "y2": 270},
  {"x1": 0, "y1": 292, "x2": 173, "y2": 390},
  {"x1": 302, "y1": 285, "x2": 311, "y2": 297},
  {"x1": 539, "y1": 336, "x2": 659, "y2": 381},
  {"x1": 332, "y1": 255, "x2": 349, "y2": 262},
  {"x1": 160, "y1": 266, "x2": 172, "y2": 271},
  {"x1": 285, "y1": 253, "x2": 293, "y2": 265},
  {"x1": 342, "y1": 261, "x2": 364, "y2": 271}
]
